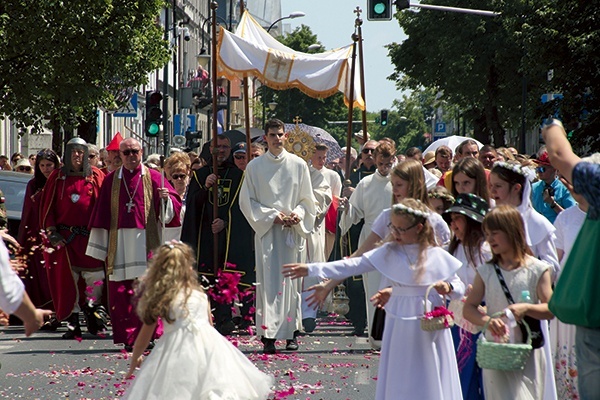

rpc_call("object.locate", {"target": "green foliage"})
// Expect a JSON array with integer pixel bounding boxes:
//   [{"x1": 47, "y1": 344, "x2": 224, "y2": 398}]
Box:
[
  {"x1": 499, "y1": 0, "x2": 600, "y2": 152},
  {"x1": 0, "y1": 0, "x2": 170, "y2": 135},
  {"x1": 387, "y1": 0, "x2": 600, "y2": 151}
]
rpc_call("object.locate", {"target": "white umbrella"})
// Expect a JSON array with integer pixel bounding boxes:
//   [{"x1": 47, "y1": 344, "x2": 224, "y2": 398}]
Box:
[{"x1": 424, "y1": 135, "x2": 484, "y2": 155}]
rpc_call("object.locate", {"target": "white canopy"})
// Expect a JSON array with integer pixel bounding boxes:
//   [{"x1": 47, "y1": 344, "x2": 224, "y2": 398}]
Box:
[{"x1": 217, "y1": 11, "x2": 365, "y2": 110}]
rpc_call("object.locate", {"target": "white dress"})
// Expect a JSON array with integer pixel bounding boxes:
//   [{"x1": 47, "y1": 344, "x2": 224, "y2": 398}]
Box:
[
  {"x1": 309, "y1": 243, "x2": 465, "y2": 400},
  {"x1": 550, "y1": 205, "x2": 586, "y2": 399},
  {"x1": 123, "y1": 290, "x2": 273, "y2": 400},
  {"x1": 477, "y1": 259, "x2": 550, "y2": 400}
]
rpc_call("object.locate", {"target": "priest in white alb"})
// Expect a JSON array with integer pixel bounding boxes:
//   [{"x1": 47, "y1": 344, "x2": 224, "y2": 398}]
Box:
[{"x1": 239, "y1": 119, "x2": 316, "y2": 354}]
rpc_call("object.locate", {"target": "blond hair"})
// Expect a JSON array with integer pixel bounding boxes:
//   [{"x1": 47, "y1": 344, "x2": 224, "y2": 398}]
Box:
[
  {"x1": 135, "y1": 241, "x2": 201, "y2": 325},
  {"x1": 391, "y1": 159, "x2": 430, "y2": 206}
]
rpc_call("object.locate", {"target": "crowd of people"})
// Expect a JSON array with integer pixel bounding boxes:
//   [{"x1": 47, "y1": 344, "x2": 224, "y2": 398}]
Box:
[{"x1": 1, "y1": 118, "x2": 599, "y2": 399}]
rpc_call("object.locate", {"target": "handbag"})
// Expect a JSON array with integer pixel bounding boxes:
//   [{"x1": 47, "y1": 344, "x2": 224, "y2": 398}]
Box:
[
  {"x1": 492, "y1": 264, "x2": 544, "y2": 349},
  {"x1": 549, "y1": 219, "x2": 600, "y2": 327},
  {"x1": 370, "y1": 307, "x2": 386, "y2": 341}
]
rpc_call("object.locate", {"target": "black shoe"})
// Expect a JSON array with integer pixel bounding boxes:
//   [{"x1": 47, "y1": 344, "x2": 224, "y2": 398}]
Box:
[
  {"x1": 62, "y1": 313, "x2": 82, "y2": 340},
  {"x1": 124, "y1": 344, "x2": 133, "y2": 352},
  {"x1": 146, "y1": 340, "x2": 155, "y2": 350},
  {"x1": 302, "y1": 317, "x2": 317, "y2": 333},
  {"x1": 262, "y1": 338, "x2": 276, "y2": 354},
  {"x1": 285, "y1": 338, "x2": 299, "y2": 351},
  {"x1": 216, "y1": 320, "x2": 236, "y2": 336},
  {"x1": 40, "y1": 317, "x2": 61, "y2": 331},
  {"x1": 92, "y1": 305, "x2": 110, "y2": 334}
]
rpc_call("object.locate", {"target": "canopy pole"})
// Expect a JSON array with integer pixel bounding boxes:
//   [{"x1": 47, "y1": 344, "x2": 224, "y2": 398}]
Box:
[
  {"x1": 210, "y1": 0, "x2": 220, "y2": 275},
  {"x1": 344, "y1": 33, "x2": 359, "y2": 179},
  {"x1": 355, "y1": 7, "x2": 368, "y2": 141}
]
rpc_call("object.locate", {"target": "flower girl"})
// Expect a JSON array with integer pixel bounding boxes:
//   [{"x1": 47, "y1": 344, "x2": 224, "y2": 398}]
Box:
[{"x1": 123, "y1": 241, "x2": 273, "y2": 400}]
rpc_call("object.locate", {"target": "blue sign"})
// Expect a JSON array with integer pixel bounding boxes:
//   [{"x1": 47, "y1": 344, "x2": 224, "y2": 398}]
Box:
[
  {"x1": 541, "y1": 93, "x2": 563, "y2": 103},
  {"x1": 173, "y1": 114, "x2": 197, "y2": 136},
  {"x1": 114, "y1": 93, "x2": 138, "y2": 118},
  {"x1": 435, "y1": 122, "x2": 446, "y2": 133}
]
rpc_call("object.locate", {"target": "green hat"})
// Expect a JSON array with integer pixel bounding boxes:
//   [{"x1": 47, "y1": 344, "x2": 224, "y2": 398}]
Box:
[{"x1": 443, "y1": 193, "x2": 488, "y2": 223}]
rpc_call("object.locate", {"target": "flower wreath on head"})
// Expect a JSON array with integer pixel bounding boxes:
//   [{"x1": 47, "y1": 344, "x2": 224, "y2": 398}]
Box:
[
  {"x1": 493, "y1": 161, "x2": 536, "y2": 182},
  {"x1": 428, "y1": 191, "x2": 455, "y2": 203},
  {"x1": 392, "y1": 202, "x2": 431, "y2": 219}
]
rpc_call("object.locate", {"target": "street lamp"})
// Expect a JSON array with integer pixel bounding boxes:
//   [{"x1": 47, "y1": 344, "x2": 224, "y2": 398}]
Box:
[{"x1": 266, "y1": 11, "x2": 306, "y2": 33}]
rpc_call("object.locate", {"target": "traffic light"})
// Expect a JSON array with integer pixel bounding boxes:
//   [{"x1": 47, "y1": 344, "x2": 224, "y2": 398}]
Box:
[
  {"x1": 380, "y1": 109, "x2": 389, "y2": 126},
  {"x1": 396, "y1": 0, "x2": 410, "y2": 10},
  {"x1": 145, "y1": 91, "x2": 163, "y2": 137},
  {"x1": 367, "y1": 0, "x2": 392, "y2": 21}
]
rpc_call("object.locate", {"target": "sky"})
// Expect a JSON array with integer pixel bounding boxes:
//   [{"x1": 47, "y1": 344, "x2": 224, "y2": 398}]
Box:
[{"x1": 281, "y1": 1, "x2": 408, "y2": 113}]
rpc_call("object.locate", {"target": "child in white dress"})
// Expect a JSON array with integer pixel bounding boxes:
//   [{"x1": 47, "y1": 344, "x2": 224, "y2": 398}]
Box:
[
  {"x1": 284, "y1": 199, "x2": 465, "y2": 399},
  {"x1": 123, "y1": 241, "x2": 273, "y2": 400},
  {"x1": 464, "y1": 206, "x2": 554, "y2": 400}
]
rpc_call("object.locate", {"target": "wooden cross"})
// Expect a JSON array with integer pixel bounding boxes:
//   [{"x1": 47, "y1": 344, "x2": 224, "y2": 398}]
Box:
[
  {"x1": 293, "y1": 116, "x2": 302, "y2": 125},
  {"x1": 126, "y1": 200, "x2": 135, "y2": 213}
]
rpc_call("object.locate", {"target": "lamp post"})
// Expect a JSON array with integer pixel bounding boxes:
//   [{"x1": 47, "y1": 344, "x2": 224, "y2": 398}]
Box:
[{"x1": 266, "y1": 11, "x2": 305, "y2": 33}]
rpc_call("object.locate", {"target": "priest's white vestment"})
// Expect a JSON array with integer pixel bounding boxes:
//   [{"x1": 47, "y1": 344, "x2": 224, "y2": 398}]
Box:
[{"x1": 239, "y1": 150, "x2": 316, "y2": 339}]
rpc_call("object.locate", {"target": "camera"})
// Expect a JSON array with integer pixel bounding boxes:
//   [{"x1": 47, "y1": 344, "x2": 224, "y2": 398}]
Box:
[
  {"x1": 544, "y1": 186, "x2": 555, "y2": 197},
  {"x1": 183, "y1": 27, "x2": 190, "y2": 42}
]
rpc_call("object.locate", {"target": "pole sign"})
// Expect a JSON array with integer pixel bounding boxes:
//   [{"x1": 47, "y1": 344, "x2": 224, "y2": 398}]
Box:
[{"x1": 114, "y1": 93, "x2": 138, "y2": 118}]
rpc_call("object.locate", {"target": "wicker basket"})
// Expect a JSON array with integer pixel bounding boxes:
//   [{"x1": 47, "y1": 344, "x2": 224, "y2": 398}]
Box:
[
  {"x1": 420, "y1": 283, "x2": 455, "y2": 331},
  {"x1": 476, "y1": 311, "x2": 533, "y2": 371}
]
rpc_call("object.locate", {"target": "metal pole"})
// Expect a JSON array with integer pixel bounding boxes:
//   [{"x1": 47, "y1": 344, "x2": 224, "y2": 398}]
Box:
[
  {"x1": 210, "y1": 0, "x2": 220, "y2": 275},
  {"x1": 172, "y1": 0, "x2": 177, "y2": 146},
  {"x1": 162, "y1": 7, "x2": 170, "y2": 158},
  {"x1": 410, "y1": 3, "x2": 499, "y2": 17}
]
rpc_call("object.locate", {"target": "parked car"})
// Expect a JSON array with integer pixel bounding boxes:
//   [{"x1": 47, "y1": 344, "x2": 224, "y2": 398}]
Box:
[{"x1": 0, "y1": 170, "x2": 32, "y2": 239}]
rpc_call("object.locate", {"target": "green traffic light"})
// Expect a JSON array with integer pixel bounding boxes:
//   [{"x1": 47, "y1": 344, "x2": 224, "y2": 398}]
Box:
[
  {"x1": 374, "y1": 2, "x2": 386, "y2": 14},
  {"x1": 147, "y1": 123, "x2": 160, "y2": 136},
  {"x1": 381, "y1": 121, "x2": 387, "y2": 126}
]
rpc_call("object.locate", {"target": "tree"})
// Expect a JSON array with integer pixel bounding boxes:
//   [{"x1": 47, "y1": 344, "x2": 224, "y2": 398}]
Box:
[
  {"x1": 387, "y1": 0, "x2": 546, "y2": 147},
  {"x1": 0, "y1": 0, "x2": 170, "y2": 152},
  {"x1": 499, "y1": 0, "x2": 600, "y2": 152}
]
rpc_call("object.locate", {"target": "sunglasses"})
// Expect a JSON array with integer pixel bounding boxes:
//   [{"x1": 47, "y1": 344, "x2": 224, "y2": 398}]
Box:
[
  {"x1": 89, "y1": 154, "x2": 98, "y2": 159},
  {"x1": 234, "y1": 154, "x2": 246, "y2": 160},
  {"x1": 121, "y1": 149, "x2": 140, "y2": 156},
  {"x1": 362, "y1": 148, "x2": 375, "y2": 154},
  {"x1": 536, "y1": 166, "x2": 547, "y2": 173},
  {"x1": 171, "y1": 174, "x2": 187, "y2": 180},
  {"x1": 17, "y1": 166, "x2": 32, "y2": 172}
]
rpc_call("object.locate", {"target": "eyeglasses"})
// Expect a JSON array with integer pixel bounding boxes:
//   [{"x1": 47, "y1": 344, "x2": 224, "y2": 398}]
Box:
[
  {"x1": 362, "y1": 148, "x2": 375, "y2": 154},
  {"x1": 121, "y1": 149, "x2": 140, "y2": 156},
  {"x1": 171, "y1": 174, "x2": 187, "y2": 180},
  {"x1": 234, "y1": 154, "x2": 246, "y2": 160},
  {"x1": 17, "y1": 166, "x2": 32, "y2": 172},
  {"x1": 89, "y1": 154, "x2": 98, "y2": 159},
  {"x1": 536, "y1": 166, "x2": 546, "y2": 173},
  {"x1": 388, "y1": 222, "x2": 418, "y2": 236}
]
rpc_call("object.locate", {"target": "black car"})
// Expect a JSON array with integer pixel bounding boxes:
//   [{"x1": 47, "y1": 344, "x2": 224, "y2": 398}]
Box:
[{"x1": 0, "y1": 170, "x2": 32, "y2": 239}]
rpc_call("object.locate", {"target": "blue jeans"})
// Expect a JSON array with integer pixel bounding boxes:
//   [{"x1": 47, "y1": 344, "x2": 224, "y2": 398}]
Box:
[{"x1": 576, "y1": 326, "x2": 600, "y2": 400}]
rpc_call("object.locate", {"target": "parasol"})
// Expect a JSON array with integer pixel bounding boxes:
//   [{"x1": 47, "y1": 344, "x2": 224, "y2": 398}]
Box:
[{"x1": 424, "y1": 135, "x2": 484, "y2": 156}]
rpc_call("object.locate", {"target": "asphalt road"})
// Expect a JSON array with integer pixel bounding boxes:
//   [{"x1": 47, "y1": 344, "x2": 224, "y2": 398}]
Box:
[{"x1": 0, "y1": 317, "x2": 379, "y2": 399}]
